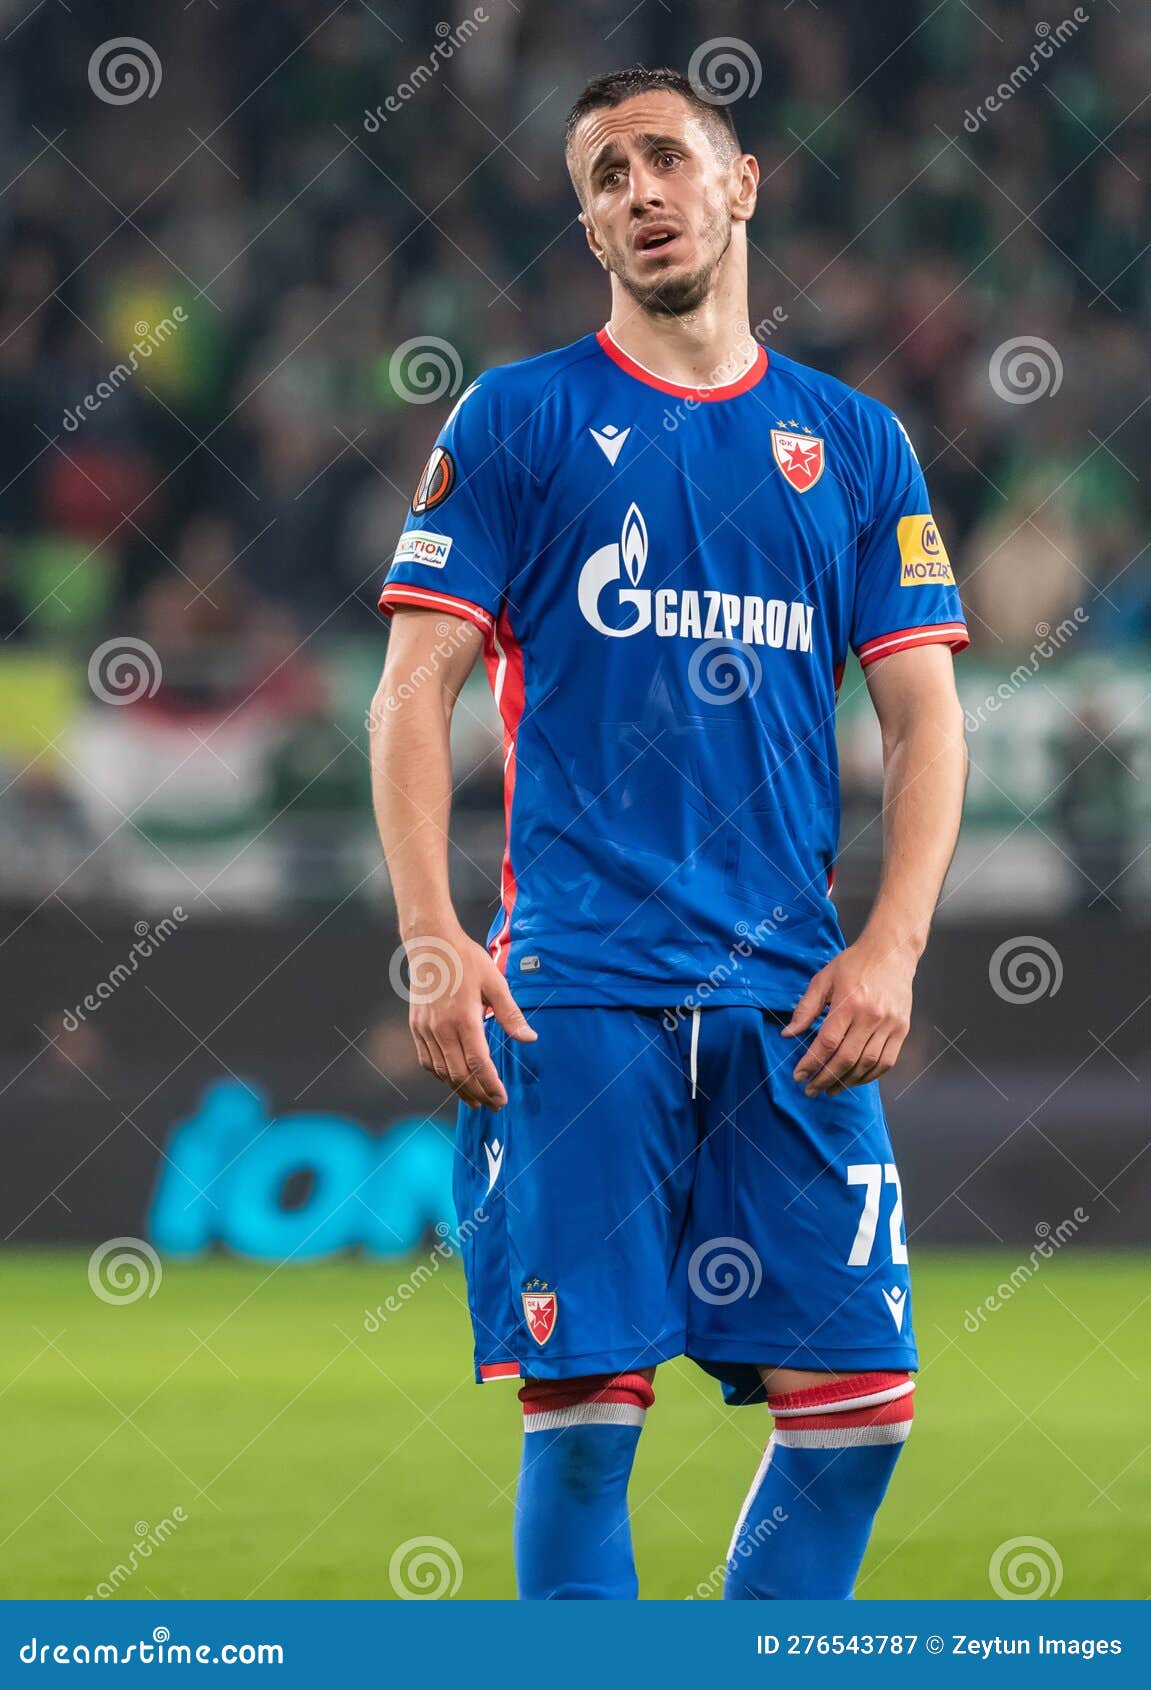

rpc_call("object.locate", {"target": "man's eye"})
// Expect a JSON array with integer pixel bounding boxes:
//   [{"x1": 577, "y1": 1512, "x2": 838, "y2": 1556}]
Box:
[
  {"x1": 659, "y1": 152, "x2": 680, "y2": 168},
  {"x1": 602, "y1": 169, "x2": 623, "y2": 189}
]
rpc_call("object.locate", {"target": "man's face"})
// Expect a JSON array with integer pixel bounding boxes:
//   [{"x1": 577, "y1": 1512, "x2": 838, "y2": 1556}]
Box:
[{"x1": 570, "y1": 91, "x2": 748, "y2": 317}]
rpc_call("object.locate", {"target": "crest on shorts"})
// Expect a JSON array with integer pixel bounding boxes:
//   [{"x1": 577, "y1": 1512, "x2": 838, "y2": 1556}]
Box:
[
  {"x1": 771, "y1": 428, "x2": 824, "y2": 493},
  {"x1": 522, "y1": 1279, "x2": 558, "y2": 1347}
]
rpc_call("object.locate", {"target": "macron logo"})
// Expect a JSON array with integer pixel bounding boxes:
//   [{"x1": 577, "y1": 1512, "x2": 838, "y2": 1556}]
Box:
[
  {"x1": 882, "y1": 1286, "x2": 907, "y2": 1332},
  {"x1": 484, "y1": 1138, "x2": 505, "y2": 1195},
  {"x1": 589, "y1": 424, "x2": 630, "y2": 466}
]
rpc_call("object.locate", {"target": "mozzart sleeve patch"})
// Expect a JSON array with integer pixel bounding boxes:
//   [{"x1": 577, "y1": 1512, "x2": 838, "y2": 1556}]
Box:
[
  {"x1": 850, "y1": 407, "x2": 969, "y2": 667},
  {"x1": 896, "y1": 515, "x2": 954, "y2": 587},
  {"x1": 379, "y1": 376, "x2": 520, "y2": 631}
]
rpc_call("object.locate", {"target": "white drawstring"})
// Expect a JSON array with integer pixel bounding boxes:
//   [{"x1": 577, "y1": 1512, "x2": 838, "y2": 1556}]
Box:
[{"x1": 689, "y1": 1005, "x2": 701, "y2": 1100}]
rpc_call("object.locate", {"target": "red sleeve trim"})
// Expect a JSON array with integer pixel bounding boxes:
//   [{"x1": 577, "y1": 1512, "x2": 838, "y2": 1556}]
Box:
[
  {"x1": 856, "y1": 622, "x2": 969, "y2": 668},
  {"x1": 378, "y1": 584, "x2": 494, "y2": 635}
]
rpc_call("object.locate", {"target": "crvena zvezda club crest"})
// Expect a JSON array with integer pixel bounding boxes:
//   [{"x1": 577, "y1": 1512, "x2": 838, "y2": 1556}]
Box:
[
  {"x1": 522, "y1": 1284, "x2": 557, "y2": 1346},
  {"x1": 771, "y1": 429, "x2": 825, "y2": 493}
]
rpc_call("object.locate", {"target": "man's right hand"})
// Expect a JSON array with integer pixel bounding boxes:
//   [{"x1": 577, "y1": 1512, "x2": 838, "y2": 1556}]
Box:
[{"x1": 404, "y1": 927, "x2": 537, "y2": 1111}]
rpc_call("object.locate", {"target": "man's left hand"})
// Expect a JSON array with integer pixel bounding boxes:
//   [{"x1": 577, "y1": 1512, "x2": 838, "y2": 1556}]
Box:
[{"x1": 782, "y1": 934, "x2": 916, "y2": 1096}]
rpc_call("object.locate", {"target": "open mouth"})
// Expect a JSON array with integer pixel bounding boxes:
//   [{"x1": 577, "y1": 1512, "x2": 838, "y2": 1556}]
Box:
[{"x1": 635, "y1": 225, "x2": 682, "y2": 256}]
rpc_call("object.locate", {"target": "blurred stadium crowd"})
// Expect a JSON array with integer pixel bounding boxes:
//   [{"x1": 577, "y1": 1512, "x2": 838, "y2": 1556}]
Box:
[{"x1": 1, "y1": 0, "x2": 1148, "y2": 910}]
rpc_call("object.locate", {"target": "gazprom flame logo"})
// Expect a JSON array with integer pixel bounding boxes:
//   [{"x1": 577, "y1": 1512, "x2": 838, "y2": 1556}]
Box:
[
  {"x1": 620, "y1": 503, "x2": 647, "y2": 585},
  {"x1": 578, "y1": 502, "x2": 652, "y2": 637}
]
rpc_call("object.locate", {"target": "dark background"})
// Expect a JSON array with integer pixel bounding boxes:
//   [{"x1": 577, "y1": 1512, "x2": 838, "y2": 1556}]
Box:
[{"x1": 1, "y1": 0, "x2": 1148, "y2": 1251}]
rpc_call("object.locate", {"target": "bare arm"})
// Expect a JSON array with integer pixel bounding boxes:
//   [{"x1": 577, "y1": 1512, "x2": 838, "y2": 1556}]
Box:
[
  {"x1": 370, "y1": 608, "x2": 535, "y2": 1110},
  {"x1": 785, "y1": 643, "x2": 968, "y2": 1093}
]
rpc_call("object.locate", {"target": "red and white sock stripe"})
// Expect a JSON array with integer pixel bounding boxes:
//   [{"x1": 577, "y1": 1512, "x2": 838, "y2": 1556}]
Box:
[
  {"x1": 519, "y1": 1373, "x2": 655, "y2": 1433},
  {"x1": 768, "y1": 1371, "x2": 915, "y2": 1448},
  {"x1": 727, "y1": 1438, "x2": 780, "y2": 1561}
]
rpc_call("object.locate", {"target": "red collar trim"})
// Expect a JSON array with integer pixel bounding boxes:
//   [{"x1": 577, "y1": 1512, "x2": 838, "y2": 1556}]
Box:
[{"x1": 595, "y1": 326, "x2": 768, "y2": 400}]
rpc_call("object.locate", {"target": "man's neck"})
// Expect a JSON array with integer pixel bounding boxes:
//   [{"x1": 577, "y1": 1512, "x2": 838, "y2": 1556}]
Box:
[{"x1": 605, "y1": 261, "x2": 755, "y2": 391}]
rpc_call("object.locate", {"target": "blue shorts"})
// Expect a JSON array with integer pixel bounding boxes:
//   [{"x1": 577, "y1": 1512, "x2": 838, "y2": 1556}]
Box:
[{"x1": 453, "y1": 1005, "x2": 916, "y2": 1405}]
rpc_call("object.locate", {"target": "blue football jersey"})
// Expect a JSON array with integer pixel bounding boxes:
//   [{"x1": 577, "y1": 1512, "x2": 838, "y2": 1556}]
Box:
[{"x1": 380, "y1": 329, "x2": 968, "y2": 1009}]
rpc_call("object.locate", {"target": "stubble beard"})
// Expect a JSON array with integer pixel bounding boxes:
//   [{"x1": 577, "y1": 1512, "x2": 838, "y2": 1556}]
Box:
[{"x1": 612, "y1": 215, "x2": 733, "y2": 319}]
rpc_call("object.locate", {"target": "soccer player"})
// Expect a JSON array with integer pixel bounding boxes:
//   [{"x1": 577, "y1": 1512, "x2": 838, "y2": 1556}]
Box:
[{"x1": 371, "y1": 66, "x2": 968, "y2": 1600}]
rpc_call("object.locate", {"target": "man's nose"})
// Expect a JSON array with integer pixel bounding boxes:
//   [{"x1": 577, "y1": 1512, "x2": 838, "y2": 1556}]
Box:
[{"x1": 628, "y1": 161, "x2": 663, "y2": 212}]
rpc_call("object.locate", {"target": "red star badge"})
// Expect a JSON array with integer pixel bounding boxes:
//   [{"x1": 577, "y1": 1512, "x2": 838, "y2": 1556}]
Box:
[{"x1": 771, "y1": 429, "x2": 825, "y2": 493}]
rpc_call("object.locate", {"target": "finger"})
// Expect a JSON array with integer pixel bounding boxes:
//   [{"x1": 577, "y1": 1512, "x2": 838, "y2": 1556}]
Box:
[
  {"x1": 412, "y1": 1028, "x2": 439, "y2": 1079},
  {"x1": 458, "y1": 1027, "x2": 508, "y2": 1110},
  {"x1": 825, "y1": 1030, "x2": 890, "y2": 1095},
  {"x1": 437, "y1": 1027, "x2": 497, "y2": 1110},
  {"x1": 804, "y1": 1024, "x2": 873, "y2": 1095},
  {"x1": 868, "y1": 1030, "x2": 905, "y2": 1081},
  {"x1": 485, "y1": 971, "x2": 537, "y2": 1043},
  {"x1": 839, "y1": 1024, "x2": 908, "y2": 1092},
  {"x1": 782, "y1": 970, "x2": 830, "y2": 1038},
  {"x1": 830, "y1": 1059, "x2": 881, "y2": 1095},
  {"x1": 828, "y1": 1067, "x2": 872, "y2": 1095},
  {"x1": 792, "y1": 1008, "x2": 851, "y2": 1082},
  {"x1": 420, "y1": 1023, "x2": 455, "y2": 1089}
]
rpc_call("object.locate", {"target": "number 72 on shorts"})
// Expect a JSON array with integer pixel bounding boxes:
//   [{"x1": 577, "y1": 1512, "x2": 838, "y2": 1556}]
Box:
[{"x1": 846, "y1": 1163, "x2": 908, "y2": 1266}]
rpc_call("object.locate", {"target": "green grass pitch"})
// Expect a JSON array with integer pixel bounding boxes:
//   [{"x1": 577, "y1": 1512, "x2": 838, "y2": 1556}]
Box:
[{"x1": 0, "y1": 1249, "x2": 1146, "y2": 1600}]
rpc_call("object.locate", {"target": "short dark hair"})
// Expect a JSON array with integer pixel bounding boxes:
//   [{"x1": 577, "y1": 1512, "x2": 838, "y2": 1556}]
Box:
[{"x1": 564, "y1": 66, "x2": 740, "y2": 171}]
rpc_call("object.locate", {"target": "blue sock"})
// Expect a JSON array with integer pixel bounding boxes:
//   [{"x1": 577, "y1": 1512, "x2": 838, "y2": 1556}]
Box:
[
  {"x1": 514, "y1": 1373, "x2": 653, "y2": 1599},
  {"x1": 724, "y1": 1372, "x2": 914, "y2": 1600}
]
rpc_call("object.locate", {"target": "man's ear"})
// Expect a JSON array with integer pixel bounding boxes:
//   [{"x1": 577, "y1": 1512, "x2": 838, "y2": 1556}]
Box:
[
  {"x1": 729, "y1": 152, "x2": 759, "y2": 226},
  {"x1": 580, "y1": 211, "x2": 608, "y2": 270}
]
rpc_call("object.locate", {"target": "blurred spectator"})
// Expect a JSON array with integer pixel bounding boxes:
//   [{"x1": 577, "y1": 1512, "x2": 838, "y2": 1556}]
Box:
[
  {"x1": 1054, "y1": 702, "x2": 1137, "y2": 916},
  {"x1": 0, "y1": 0, "x2": 1147, "y2": 911}
]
